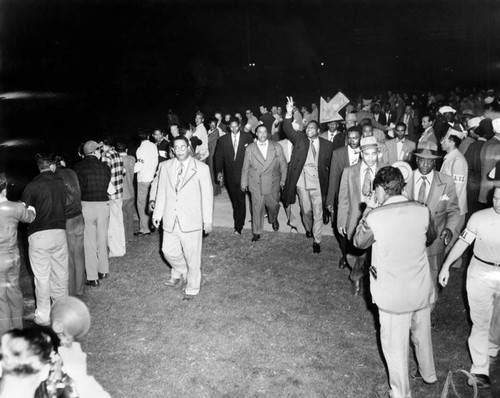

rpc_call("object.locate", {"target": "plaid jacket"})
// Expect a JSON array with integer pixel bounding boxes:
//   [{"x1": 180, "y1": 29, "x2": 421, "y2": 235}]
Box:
[{"x1": 102, "y1": 148, "x2": 125, "y2": 200}]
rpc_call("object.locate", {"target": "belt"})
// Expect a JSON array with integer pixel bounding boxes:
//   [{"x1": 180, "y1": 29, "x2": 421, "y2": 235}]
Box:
[{"x1": 474, "y1": 254, "x2": 500, "y2": 267}]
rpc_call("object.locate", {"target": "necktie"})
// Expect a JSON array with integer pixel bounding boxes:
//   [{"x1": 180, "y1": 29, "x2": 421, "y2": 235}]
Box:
[
  {"x1": 362, "y1": 168, "x2": 372, "y2": 196},
  {"x1": 310, "y1": 139, "x2": 317, "y2": 160},
  {"x1": 175, "y1": 163, "x2": 183, "y2": 192},
  {"x1": 329, "y1": 133, "x2": 334, "y2": 142},
  {"x1": 233, "y1": 137, "x2": 238, "y2": 159},
  {"x1": 417, "y1": 176, "x2": 427, "y2": 204}
]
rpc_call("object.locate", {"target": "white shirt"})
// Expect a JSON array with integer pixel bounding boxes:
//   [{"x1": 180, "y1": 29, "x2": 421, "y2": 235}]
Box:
[
  {"x1": 194, "y1": 124, "x2": 209, "y2": 161},
  {"x1": 232, "y1": 132, "x2": 240, "y2": 150},
  {"x1": 134, "y1": 140, "x2": 159, "y2": 183},
  {"x1": 396, "y1": 139, "x2": 405, "y2": 161},
  {"x1": 347, "y1": 146, "x2": 359, "y2": 166},
  {"x1": 257, "y1": 140, "x2": 268, "y2": 160},
  {"x1": 413, "y1": 169, "x2": 435, "y2": 203},
  {"x1": 310, "y1": 137, "x2": 319, "y2": 154},
  {"x1": 328, "y1": 130, "x2": 339, "y2": 142}
]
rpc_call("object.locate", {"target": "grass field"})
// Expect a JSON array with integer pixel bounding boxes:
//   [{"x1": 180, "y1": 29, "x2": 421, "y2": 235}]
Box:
[{"x1": 21, "y1": 228, "x2": 498, "y2": 398}]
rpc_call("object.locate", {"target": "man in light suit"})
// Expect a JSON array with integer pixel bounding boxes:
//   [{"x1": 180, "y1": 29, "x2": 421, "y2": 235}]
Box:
[
  {"x1": 354, "y1": 166, "x2": 437, "y2": 398},
  {"x1": 325, "y1": 126, "x2": 361, "y2": 269},
  {"x1": 214, "y1": 118, "x2": 254, "y2": 234},
  {"x1": 337, "y1": 136, "x2": 388, "y2": 295},
  {"x1": 281, "y1": 97, "x2": 334, "y2": 253},
  {"x1": 385, "y1": 122, "x2": 416, "y2": 165},
  {"x1": 405, "y1": 142, "x2": 461, "y2": 287},
  {"x1": 419, "y1": 114, "x2": 437, "y2": 146},
  {"x1": 152, "y1": 135, "x2": 213, "y2": 301},
  {"x1": 241, "y1": 125, "x2": 287, "y2": 242}
]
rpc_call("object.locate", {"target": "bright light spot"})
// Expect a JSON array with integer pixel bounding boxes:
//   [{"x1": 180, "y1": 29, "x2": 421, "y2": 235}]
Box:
[{"x1": 320, "y1": 62, "x2": 324, "y2": 66}]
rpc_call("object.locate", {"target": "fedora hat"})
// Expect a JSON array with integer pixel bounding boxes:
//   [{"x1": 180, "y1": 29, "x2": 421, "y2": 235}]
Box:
[{"x1": 414, "y1": 141, "x2": 441, "y2": 159}]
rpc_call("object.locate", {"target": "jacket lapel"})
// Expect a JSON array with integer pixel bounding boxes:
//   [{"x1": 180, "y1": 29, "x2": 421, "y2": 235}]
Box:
[
  {"x1": 426, "y1": 171, "x2": 446, "y2": 210},
  {"x1": 262, "y1": 142, "x2": 275, "y2": 171},
  {"x1": 179, "y1": 157, "x2": 197, "y2": 191},
  {"x1": 351, "y1": 162, "x2": 362, "y2": 201}
]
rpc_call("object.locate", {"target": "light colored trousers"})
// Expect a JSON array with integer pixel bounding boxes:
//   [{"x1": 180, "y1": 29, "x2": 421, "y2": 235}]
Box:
[
  {"x1": 249, "y1": 190, "x2": 280, "y2": 234},
  {"x1": 379, "y1": 306, "x2": 436, "y2": 398},
  {"x1": 108, "y1": 198, "x2": 125, "y2": 257},
  {"x1": 162, "y1": 221, "x2": 202, "y2": 295},
  {"x1": 467, "y1": 261, "x2": 500, "y2": 375},
  {"x1": 82, "y1": 201, "x2": 110, "y2": 280},
  {"x1": 137, "y1": 181, "x2": 152, "y2": 234},
  {"x1": 28, "y1": 229, "x2": 69, "y2": 324},
  {"x1": 296, "y1": 186, "x2": 323, "y2": 243},
  {"x1": 285, "y1": 196, "x2": 301, "y2": 229},
  {"x1": 0, "y1": 250, "x2": 24, "y2": 334}
]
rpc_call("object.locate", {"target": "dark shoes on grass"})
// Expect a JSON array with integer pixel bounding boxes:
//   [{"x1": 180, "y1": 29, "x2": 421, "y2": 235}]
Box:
[
  {"x1": 251, "y1": 234, "x2": 261, "y2": 242},
  {"x1": 339, "y1": 257, "x2": 348, "y2": 269},
  {"x1": 410, "y1": 370, "x2": 437, "y2": 385},
  {"x1": 272, "y1": 220, "x2": 279, "y2": 231},
  {"x1": 305, "y1": 230, "x2": 313, "y2": 238},
  {"x1": 313, "y1": 242, "x2": 321, "y2": 253},
  {"x1": 85, "y1": 280, "x2": 100, "y2": 287},
  {"x1": 98, "y1": 272, "x2": 109, "y2": 280},
  {"x1": 164, "y1": 277, "x2": 181, "y2": 288},
  {"x1": 468, "y1": 373, "x2": 491, "y2": 389}
]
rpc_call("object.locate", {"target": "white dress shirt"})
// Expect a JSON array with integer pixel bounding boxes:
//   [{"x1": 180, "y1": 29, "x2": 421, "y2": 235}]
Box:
[
  {"x1": 257, "y1": 140, "x2": 268, "y2": 160},
  {"x1": 413, "y1": 169, "x2": 435, "y2": 203}
]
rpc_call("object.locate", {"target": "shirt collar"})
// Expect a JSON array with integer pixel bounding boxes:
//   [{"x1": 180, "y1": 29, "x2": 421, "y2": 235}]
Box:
[{"x1": 414, "y1": 169, "x2": 434, "y2": 185}]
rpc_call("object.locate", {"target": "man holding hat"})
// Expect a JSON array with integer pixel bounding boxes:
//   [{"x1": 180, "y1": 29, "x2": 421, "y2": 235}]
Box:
[
  {"x1": 74, "y1": 140, "x2": 111, "y2": 287},
  {"x1": 338, "y1": 135, "x2": 388, "y2": 295},
  {"x1": 405, "y1": 142, "x2": 461, "y2": 287}
]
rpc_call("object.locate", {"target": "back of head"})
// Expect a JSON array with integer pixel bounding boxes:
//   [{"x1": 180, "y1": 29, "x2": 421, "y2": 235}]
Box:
[
  {"x1": 373, "y1": 166, "x2": 405, "y2": 196},
  {"x1": 35, "y1": 153, "x2": 56, "y2": 172}
]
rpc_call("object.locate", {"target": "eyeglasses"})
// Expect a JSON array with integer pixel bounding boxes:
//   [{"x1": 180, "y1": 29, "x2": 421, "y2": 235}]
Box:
[{"x1": 173, "y1": 145, "x2": 188, "y2": 152}]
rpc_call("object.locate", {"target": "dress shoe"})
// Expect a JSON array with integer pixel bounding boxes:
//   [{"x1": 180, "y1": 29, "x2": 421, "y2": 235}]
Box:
[
  {"x1": 251, "y1": 234, "x2": 261, "y2": 242},
  {"x1": 164, "y1": 277, "x2": 181, "y2": 287},
  {"x1": 338, "y1": 257, "x2": 348, "y2": 269},
  {"x1": 98, "y1": 272, "x2": 109, "y2": 280},
  {"x1": 323, "y1": 213, "x2": 330, "y2": 224},
  {"x1": 182, "y1": 294, "x2": 196, "y2": 301},
  {"x1": 351, "y1": 279, "x2": 361, "y2": 296},
  {"x1": 272, "y1": 220, "x2": 279, "y2": 231},
  {"x1": 85, "y1": 280, "x2": 100, "y2": 287},
  {"x1": 289, "y1": 226, "x2": 298, "y2": 234},
  {"x1": 33, "y1": 315, "x2": 51, "y2": 327},
  {"x1": 468, "y1": 373, "x2": 491, "y2": 389},
  {"x1": 234, "y1": 229, "x2": 242, "y2": 235},
  {"x1": 313, "y1": 242, "x2": 321, "y2": 253},
  {"x1": 134, "y1": 231, "x2": 150, "y2": 237},
  {"x1": 305, "y1": 230, "x2": 313, "y2": 238},
  {"x1": 410, "y1": 370, "x2": 437, "y2": 385}
]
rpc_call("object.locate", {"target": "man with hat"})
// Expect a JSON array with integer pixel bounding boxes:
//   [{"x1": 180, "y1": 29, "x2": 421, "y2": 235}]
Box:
[
  {"x1": 319, "y1": 119, "x2": 346, "y2": 151},
  {"x1": 434, "y1": 105, "x2": 457, "y2": 144},
  {"x1": 405, "y1": 142, "x2": 461, "y2": 287},
  {"x1": 345, "y1": 112, "x2": 358, "y2": 129},
  {"x1": 459, "y1": 116, "x2": 483, "y2": 155},
  {"x1": 74, "y1": 140, "x2": 112, "y2": 287},
  {"x1": 337, "y1": 135, "x2": 388, "y2": 295}
]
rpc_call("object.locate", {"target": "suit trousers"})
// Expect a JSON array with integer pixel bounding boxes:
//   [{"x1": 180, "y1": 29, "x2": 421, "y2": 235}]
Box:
[
  {"x1": 489, "y1": 293, "x2": 500, "y2": 358},
  {"x1": 296, "y1": 186, "x2": 323, "y2": 243},
  {"x1": 467, "y1": 261, "x2": 500, "y2": 375},
  {"x1": 226, "y1": 181, "x2": 247, "y2": 232},
  {"x1": 162, "y1": 221, "x2": 203, "y2": 295},
  {"x1": 65, "y1": 214, "x2": 86, "y2": 296},
  {"x1": 82, "y1": 201, "x2": 110, "y2": 280},
  {"x1": 285, "y1": 197, "x2": 301, "y2": 229},
  {"x1": 137, "y1": 181, "x2": 152, "y2": 234},
  {"x1": 28, "y1": 229, "x2": 69, "y2": 325},
  {"x1": 122, "y1": 197, "x2": 135, "y2": 243},
  {"x1": 333, "y1": 210, "x2": 348, "y2": 259},
  {"x1": 379, "y1": 306, "x2": 436, "y2": 398},
  {"x1": 249, "y1": 189, "x2": 280, "y2": 234},
  {"x1": 0, "y1": 250, "x2": 24, "y2": 334},
  {"x1": 108, "y1": 198, "x2": 125, "y2": 257}
]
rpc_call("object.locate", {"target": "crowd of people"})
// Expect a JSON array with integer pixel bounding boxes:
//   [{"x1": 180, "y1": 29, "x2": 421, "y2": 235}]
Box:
[{"x1": 1, "y1": 86, "x2": 500, "y2": 397}]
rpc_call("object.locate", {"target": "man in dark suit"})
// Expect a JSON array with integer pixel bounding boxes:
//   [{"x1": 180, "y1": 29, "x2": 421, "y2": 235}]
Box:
[
  {"x1": 385, "y1": 122, "x2": 416, "y2": 165},
  {"x1": 380, "y1": 103, "x2": 396, "y2": 127},
  {"x1": 215, "y1": 118, "x2": 254, "y2": 234},
  {"x1": 399, "y1": 105, "x2": 420, "y2": 143},
  {"x1": 241, "y1": 125, "x2": 287, "y2": 242},
  {"x1": 319, "y1": 120, "x2": 346, "y2": 151},
  {"x1": 281, "y1": 96, "x2": 334, "y2": 253},
  {"x1": 325, "y1": 126, "x2": 361, "y2": 268}
]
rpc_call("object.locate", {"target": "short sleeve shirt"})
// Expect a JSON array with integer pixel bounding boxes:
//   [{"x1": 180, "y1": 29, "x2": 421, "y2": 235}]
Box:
[{"x1": 460, "y1": 208, "x2": 500, "y2": 262}]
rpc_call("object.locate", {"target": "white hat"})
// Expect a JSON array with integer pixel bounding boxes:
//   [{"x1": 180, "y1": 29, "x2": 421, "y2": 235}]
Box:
[
  {"x1": 468, "y1": 116, "x2": 484, "y2": 130},
  {"x1": 492, "y1": 118, "x2": 500, "y2": 134},
  {"x1": 392, "y1": 161, "x2": 412, "y2": 183},
  {"x1": 439, "y1": 106, "x2": 456, "y2": 114},
  {"x1": 447, "y1": 128, "x2": 466, "y2": 140},
  {"x1": 485, "y1": 96, "x2": 495, "y2": 105},
  {"x1": 360, "y1": 136, "x2": 378, "y2": 150}
]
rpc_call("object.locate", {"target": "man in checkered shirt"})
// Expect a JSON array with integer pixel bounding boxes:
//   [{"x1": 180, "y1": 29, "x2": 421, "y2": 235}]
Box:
[{"x1": 101, "y1": 137, "x2": 126, "y2": 258}]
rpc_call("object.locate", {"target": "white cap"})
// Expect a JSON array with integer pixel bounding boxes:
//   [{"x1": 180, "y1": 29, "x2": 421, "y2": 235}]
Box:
[
  {"x1": 439, "y1": 106, "x2": 456, "y2": 114},
  {"x1": 492, "y1": 118, "x2": 500, "y2": 134},
  {"x1": 468, "y1": 116, "x2": 484, "y2": 130}
]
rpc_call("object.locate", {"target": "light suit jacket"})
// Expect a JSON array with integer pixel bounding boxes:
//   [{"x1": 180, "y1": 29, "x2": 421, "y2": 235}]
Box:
[
  {"x1": 153, "y1": 157, "x2": 213, "y2": 233},
  {"x1": 241, "y1": 141, "x2": 287, "y2": 195},
  {"x1": 385, "y1": 138, "x2": 416, "y2": 165},
  {"x1": 406, "y1": 170, "x2": 461, "y2": 256},
  {"x1": 337, "y1": 161, "x2": 388, "y2": 239},
  {"x1": 354, "y1": 196, "x2": 436, "y2": 313}
]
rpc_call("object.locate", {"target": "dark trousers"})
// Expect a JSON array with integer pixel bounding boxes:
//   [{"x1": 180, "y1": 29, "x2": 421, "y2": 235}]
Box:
[
  {"x1": 333, "y1": 210, "x2": 348, "y2": 259},
  {"x1": 226, "y1": 181, "x2": 247, "y2": 232},
  {"x1": 66, "y1": 214, "x2": 86, "y2": 296}
]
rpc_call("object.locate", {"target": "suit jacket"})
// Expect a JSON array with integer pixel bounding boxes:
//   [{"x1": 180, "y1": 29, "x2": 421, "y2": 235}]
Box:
[
  {"x1": 385, "y1": 138, "x2": 416, "y2": 165},
  {"x1": 325, "y1": 146, "x2": 350, "y2": 209},
  {"x1": 379, "y1": 111, "x2": 395, "y2": 126},
  {"x1": 153, "y1": 157, "x2": 213, "y2": 233},
  {"x1": 418, "y1": 128, "x2": 437, "y2": 146},
  {"x1": 399, "y1": 115, "x2": 419, "y2": 142},
  {"x1": 337, "y1": 161, "x2": 388, "y2": 239},
  {"x1": 354, "y1": 196, "x2": 436, "y2": 313},
  {"x1": 406, "y1": 170, "x2": 461, "y2": 256},
  {"x1": 214, "y1": 132, "x2": 254, "y2": 186},
  {"x1": 281, "y1": 117, "x2": 334, "y2": 206},
  {"x1": 241, "y1": 141, "x2": 287, "y2": 195},
  {"x1": 319, "y1": 131, "x2": 346, "y2": 151}
]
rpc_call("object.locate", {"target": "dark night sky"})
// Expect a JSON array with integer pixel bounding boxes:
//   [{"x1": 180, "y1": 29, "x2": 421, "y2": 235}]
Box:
[{"x1": 0, "y1": 0, "x2": 499, "y2": 142}]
